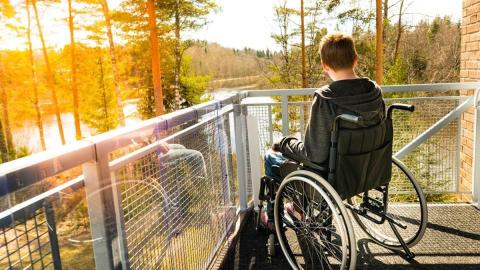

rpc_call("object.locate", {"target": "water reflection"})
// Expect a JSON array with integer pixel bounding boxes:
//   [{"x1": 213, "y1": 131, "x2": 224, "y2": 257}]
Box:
[{"x1": 12, "y1": 103, "x2": 141, "y2": 153}]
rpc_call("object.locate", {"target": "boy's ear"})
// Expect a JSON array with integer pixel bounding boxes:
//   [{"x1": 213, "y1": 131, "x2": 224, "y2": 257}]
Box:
[
  {"x1": 353, "y1": 55, "x2": 358, "y2": 67},
  {"x1": 322, "y1": 62, "x2": 330, "y2": 72}
]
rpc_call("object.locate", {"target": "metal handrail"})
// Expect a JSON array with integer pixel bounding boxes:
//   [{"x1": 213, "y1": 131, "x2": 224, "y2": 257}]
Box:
[{"x1": 244, "y1": 82, "x2": 480, "y2": 97}]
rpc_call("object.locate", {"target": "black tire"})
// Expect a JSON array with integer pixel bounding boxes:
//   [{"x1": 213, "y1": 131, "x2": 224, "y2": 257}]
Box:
[
  {"x1": 348, "y1": 157, "x2": 428, "y2": 249},
  {"x1": 274, "y1": 170, "x2": 356, "y2": 270}
]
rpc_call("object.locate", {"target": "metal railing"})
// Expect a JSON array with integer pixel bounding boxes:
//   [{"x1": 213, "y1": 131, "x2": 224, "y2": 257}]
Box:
[
  {"x1": 242, "y1": 82, "x2": 480, "y2": 198},
  {"x1": 0, "y1": 82, "x2": 479, "y2": 269},
  {"x1": 0, "y1": 94, "x2": 245, "y2": 269}
]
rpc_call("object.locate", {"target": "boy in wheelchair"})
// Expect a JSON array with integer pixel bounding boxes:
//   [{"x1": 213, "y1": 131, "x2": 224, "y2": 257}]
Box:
[
  {"x1": 265, "y1": 32, "x2": 385, "y2": 177},
  {"x1": 257, "y1": 33, "x2": 426, "y2": 268}
]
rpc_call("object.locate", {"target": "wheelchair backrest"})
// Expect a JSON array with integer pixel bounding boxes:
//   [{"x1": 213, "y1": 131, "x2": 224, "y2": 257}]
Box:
[{"x1": 331, "y1": 118, "x2": 393, "y2": 199}]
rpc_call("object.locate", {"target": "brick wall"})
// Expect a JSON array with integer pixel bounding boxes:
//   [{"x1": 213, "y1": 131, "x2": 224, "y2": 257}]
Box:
[{"x1": 460, "y1": 0, "x2": 480, "y2": 200}]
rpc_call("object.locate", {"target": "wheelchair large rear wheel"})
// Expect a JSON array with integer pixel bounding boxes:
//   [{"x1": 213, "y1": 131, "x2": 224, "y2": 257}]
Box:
[
  {"x1": 274, "y1": 170, "x2": 356, "y2": 270},
  {"x1": 348, "y1": 157, "x2": 427, "y2": 250}
]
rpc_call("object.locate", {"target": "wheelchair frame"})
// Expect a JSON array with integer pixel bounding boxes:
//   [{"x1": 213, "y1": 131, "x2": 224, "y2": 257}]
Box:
[{"x1": 255, "y1": 104, "x2": 427, "y2": 269}]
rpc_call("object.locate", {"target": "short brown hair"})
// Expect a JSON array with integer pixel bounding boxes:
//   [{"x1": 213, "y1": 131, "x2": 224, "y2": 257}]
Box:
[{"x1": 320, "y1": 32, "x2": 358, "y2": 71}]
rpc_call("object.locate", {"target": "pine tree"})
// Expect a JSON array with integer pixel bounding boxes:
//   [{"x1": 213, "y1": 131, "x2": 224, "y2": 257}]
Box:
[
  {"x1": 25, "y1": 0, "x2": 46, "y2": 150},
  {"x1": 31, "y1": 0, "x2": 66, "y2": 144}
]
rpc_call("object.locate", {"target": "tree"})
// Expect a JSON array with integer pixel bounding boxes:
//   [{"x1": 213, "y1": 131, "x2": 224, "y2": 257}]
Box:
[
  {"x1": 82, "y1": 51, "x2": 118, "y2": 133},
  {"x1": 158, "y1": 0, "x2": 217, "y2": 110},
  {"x1": 269, "y1": 0, "x2": 339, "y2": 88},
  {"x1": 270, "y1": 0, "x2": 298, "y2": 88},
  {"x1": 376, "y1": 0, "x2": 384, "y2": 84},
  {"x1": 25, "y1": 0, "x2": 46, "y2": 150},
  {"x1": 146, "y1": 0, "x2": 164, "y2": 115},
  {"x1": 68, "y1": 0, "x2": 81, "y2": 140},
  {"x1": 0, "y1": 118, "x2": 8, "y2": 163},
  {"x1": 31, "y1": 0, "x2": 66, "y2": 144},
  {"x1": 0, "y1": 0, "x2": 14, "y2": 17},
  {"x1": 392, "y1": 0, "x2": 404, "y2": 63},
  {"x1": 0, "y1": 54, "x2": 14, "y2": 159},
  {"x1": 300, "y1": 0, "x2": 306, "y2": 89},
  {"x1": 99, "y1": 0, "x2": 126, "y2": 125},
  {"x1": 0, "y1": 1, "x2": 15, "y2": 159}
]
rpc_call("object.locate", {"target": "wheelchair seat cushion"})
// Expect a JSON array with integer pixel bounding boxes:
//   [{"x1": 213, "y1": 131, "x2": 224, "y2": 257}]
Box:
[{"x1": 334, "y1": 118, "x2": 393, "y2": 199}]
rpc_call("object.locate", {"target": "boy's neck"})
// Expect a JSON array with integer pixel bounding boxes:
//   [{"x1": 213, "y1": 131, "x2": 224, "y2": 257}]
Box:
[{"x1": 329, "y1": 69, "x2": 359, "y2": 81}]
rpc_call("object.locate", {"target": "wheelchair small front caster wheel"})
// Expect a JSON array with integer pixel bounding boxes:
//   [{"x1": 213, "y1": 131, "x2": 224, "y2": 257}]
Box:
[
  {"x1": 405, "y1": 252, "x2": 415, "y2": 261},
  {"x1": 267, "y1": 234, "x2": 276, "y2": 257},
  {"x1": 254, "y1": 211, "x2": 261, "y2": 231}
]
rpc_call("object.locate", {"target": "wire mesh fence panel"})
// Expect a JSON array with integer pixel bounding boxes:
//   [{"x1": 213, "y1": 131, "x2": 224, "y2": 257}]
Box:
[
  {"x1": 385, "y1": 97, "x2": 462, "y2": 194},
  {"x1": 0, "y1": 209, "x2": 53, "y2": 270},
  {"x1": 112, "y1": 112, "x2": 236, "y2": 270},
  {"x1": 0, "y1": 184, "x2": 92, "y2": 270},
  {"x1": 245, "y1": 96, "x2": 463, "y2": 194}
]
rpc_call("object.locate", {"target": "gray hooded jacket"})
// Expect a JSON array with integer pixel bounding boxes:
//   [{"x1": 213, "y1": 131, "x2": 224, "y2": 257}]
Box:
[{"x1": 280, "y1": 78, "x2": 386, "y2": 166}]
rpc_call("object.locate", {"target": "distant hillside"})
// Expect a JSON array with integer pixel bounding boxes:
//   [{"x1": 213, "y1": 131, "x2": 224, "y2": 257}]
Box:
[{"x1": 185, "y1": 42, "x2": 273, "y2": 89}]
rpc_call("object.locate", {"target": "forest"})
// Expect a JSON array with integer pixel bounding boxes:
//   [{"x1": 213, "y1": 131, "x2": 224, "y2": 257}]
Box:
[{"x1": 0, "y1": 0, "x2": 461, "y2": 162}]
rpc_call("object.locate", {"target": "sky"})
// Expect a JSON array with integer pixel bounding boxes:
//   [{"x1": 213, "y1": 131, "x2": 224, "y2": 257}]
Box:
[
  {"x1": 0, "y1": 0, "x2": 463, "y2": 50},
  {"x1": 187, "y1": 0, "x2": 463, "y2": 50}
]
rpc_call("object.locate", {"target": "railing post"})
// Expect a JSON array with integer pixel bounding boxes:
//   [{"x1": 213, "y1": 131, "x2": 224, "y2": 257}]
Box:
[
  {"x1": 44, "y1": 200, "x2": 61, "y2": 270},
  {"x1": 234, "y1": 96, "x2": 248, "y2": 211},
  {"x1": 246, "y1": 116, "x2": 262, "y2": 210},
  {"x1": 281, "y1": 95, "x2": 289, "y2": 136},
  {"x1": 472, "y1": 88, "x2": 480, "y2": 208},
  {"x1": 82, "y1": 153, "x2": 124, "y2": 270}
]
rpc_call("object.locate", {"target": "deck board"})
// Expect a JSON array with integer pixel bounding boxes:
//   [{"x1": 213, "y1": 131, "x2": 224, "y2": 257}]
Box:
[{"x1": 221, "y1": 204, "x2": 480, "y2": 269}]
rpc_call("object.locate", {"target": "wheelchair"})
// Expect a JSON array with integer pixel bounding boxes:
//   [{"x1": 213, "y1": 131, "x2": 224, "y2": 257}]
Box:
[{"x1": 255, "y1": 104, "x2": 428, "y2": 270}]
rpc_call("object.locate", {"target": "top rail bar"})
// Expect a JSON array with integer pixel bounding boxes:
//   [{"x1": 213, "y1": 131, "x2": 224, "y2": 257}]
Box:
[
  {"x1": 245, "y1": 82, "x2": 480, "y2": 97},
  {"x1": 0, "y1": 141, "x2": 94, "y2": 196},
  {"x1": 0, "y1": 176, "x2": 84, "y2": 227}
]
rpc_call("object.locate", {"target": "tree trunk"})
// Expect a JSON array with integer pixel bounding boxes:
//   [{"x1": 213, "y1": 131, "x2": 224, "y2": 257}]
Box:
[
  {"x1": 393, "y1": 0, "x2": 404, "y2": 63},
  {"x1": 98, "y1": 54, "x2": 110, "y2": 126},
  {"x1": 173, "y1": 0, "x2": 181, "y2": 111},
  {"x1": 300, "y1": 0, "x2": 306, "y2": 88},
  {"x1": 146, "y1": 0, "x2": 164, "y2": 115},
  {"x1": 382, "y1": 0, "x2": 388, "y2": 42},
  {"x1": 0, "y1": 55, "x2": 14, "y2": 158},
  {"x1": 300, "y1": 0, "x2": 309, "y2": 128},
  {"x1": 375, "y1": 0, "x2": 383, "y2": 84},
  {"x1": 68, "y1": 0, "x2": 81, "y2": 140},
  {"x1": 26, "y1": 0, "x2": 46, "y2": 150},
  {"x1": 100, "y1": 0, "x2": 125, "y2": 125},
  {"x1": 0, "y1": 118, "x2": 8, "y2": 163},
  {"x1": 32, "y1": 0, "x2": 66, "y2": 144}
]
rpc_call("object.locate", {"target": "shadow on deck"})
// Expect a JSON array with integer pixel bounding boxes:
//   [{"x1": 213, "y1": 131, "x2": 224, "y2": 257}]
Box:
[{"x1": 221, "y1": 204, "x2": 480, "y2": 270}]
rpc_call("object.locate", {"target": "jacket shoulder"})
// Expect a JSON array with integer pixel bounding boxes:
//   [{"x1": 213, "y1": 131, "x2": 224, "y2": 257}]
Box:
[{"x1": 314, "y1": 85, "x2": 332, "y2": 98}]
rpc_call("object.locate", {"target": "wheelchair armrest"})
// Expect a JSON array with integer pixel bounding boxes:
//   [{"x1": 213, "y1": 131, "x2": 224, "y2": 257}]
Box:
[
  {"x1": 387, "y1": 103, "x2": 415, "y2": 119},
  {"x1": 272, "y1": 165, "x2": 281, "y2": 177},
  {"x1": 301, "y1": 160, "x2": 327, "y2": 173}
]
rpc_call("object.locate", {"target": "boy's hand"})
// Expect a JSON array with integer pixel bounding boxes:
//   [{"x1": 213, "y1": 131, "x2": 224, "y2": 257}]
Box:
[
  {"x1": 158, "y1": 142, "x2": 170, "y2": 154},
  {"x1": 271, "y1": 142, "x2": 281, "y2": 152}
]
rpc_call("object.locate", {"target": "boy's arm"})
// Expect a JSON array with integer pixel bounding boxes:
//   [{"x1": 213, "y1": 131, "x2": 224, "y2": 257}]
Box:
[
  {"x1": 303, "y1": 93, "x2": 334, "y2": 165},
  {"x1": 279, "y1": 136, "x2": 308, "y2": 162},
  {"x1": 278, "y1": 93, "x2": 332, "y2": 165}
]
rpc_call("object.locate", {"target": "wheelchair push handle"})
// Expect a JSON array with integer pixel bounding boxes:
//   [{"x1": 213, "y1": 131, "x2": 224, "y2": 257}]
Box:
[
  {"x1": 337, "y1": 114, "x2": 362, "y2": 124},
  {"x1": 332, "y1": 114, "x2": 363, "y2": 132},
  {"x1": 387, "y1": 103, "x2": 415, "y2": 119}
]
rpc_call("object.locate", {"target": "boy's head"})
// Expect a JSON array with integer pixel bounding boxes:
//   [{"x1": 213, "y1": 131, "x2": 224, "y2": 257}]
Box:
[{"x1": 320, "y1": 32, "x2": 358, "y2": 79}]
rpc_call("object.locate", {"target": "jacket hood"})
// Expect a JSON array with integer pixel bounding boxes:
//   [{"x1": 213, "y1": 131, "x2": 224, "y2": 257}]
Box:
[{"x1": 315, "y1": 78, "x2": 385, "y2": 125}]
